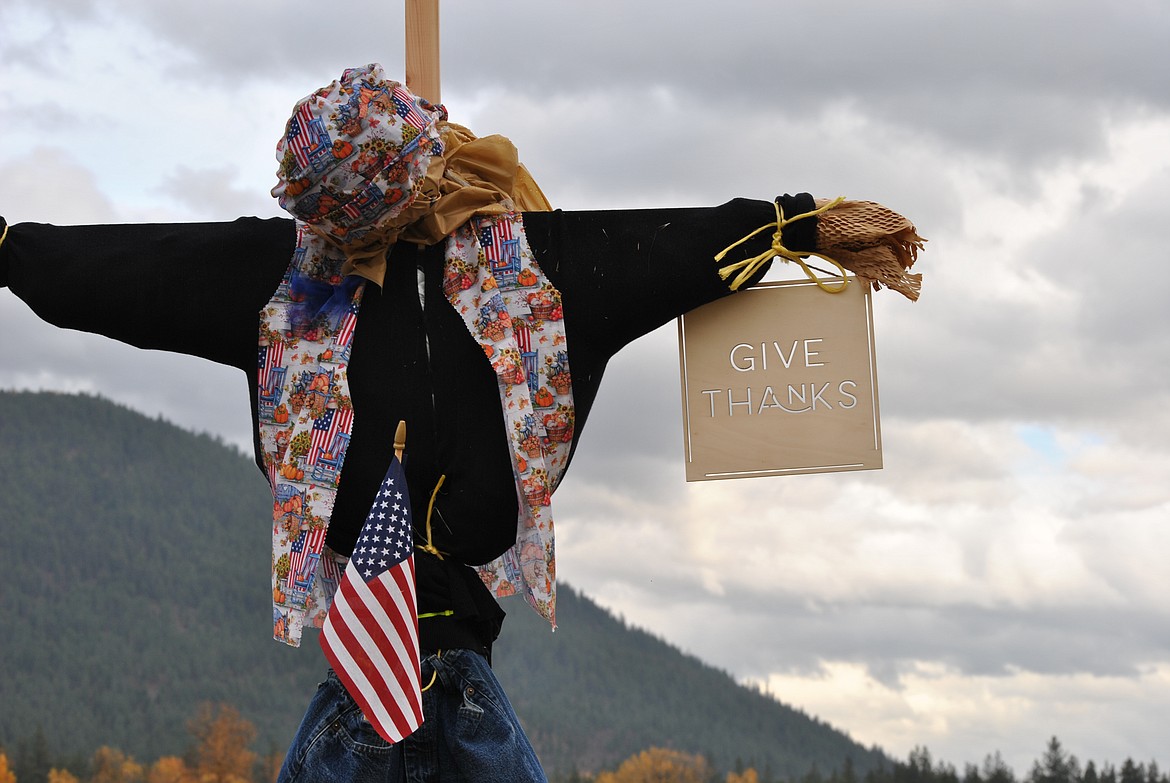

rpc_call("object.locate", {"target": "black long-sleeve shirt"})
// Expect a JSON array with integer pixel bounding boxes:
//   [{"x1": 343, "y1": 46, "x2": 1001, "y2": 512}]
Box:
[{"x1": 1, "y1": 198, "x2": 806, "y2": 650}]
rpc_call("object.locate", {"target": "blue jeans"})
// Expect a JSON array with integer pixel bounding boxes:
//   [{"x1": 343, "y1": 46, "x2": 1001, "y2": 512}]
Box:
[{"x1": 277, "y1": 650, "x2": 547, "y2": 783}]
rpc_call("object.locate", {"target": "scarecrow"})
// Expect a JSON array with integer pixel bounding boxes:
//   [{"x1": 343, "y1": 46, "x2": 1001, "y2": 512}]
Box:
[{"x1": 0, "y1": 64, "x2": 922, "y2": 782}]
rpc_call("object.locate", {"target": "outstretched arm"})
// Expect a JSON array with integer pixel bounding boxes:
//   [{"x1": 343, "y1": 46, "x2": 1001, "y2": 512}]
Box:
[
  {"x1": 525, "y1": 196, "x2": 814, "y2": 356},
  {"x1": 1, "y1": 216, "x2": 295, "y2": 372},
  {"x1": 0, "y1": 196, "x2": 813, "y2": 373}
]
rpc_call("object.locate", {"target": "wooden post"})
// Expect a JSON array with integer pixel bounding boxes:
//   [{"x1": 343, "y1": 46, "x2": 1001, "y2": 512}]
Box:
[{"x1": 405, "y1": 0, "x2": 441, "y2": 104}]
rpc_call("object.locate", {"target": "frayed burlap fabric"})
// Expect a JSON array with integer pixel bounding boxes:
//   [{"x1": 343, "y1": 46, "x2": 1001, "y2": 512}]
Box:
[{"x1": 815, "y1": 199, "x2": 925, "y2": 301}]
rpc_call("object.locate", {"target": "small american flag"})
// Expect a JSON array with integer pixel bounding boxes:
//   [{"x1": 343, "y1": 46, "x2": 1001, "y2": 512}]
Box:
[
  {"x1": 287, "y1": 101, "x2": 317, "y2": 169},
  {"x1": 392, "y1": 86, "x2": 429, "y2": 131},
  {"x1": 319, "y1": 455, "x2": 422, "y2": 743},
  {"x1": 258, "y1": 342, "x2": 284, "y2": 390}
]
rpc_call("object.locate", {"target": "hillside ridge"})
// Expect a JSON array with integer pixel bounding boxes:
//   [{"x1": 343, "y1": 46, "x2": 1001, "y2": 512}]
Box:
[{"x1": 0, "y1": 390, "x2": 886, "y2": 777}]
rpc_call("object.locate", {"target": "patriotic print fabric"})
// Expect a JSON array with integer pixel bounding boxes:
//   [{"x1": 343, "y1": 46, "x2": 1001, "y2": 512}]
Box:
[
  {"x1": 272, "y1": 63, "x2": 445, "y2": 250},
  {"x1": 260, "y1": 225, "x2": 361, "y2": 647},
  {"x1": 320, "y1": 455, "x2": 422, "y2": 743},
  {"x1": 447, "y1": 212, "x2": 571, "y2": 627},
  {"x1": 262, "y1": 66, "x2": 570, "y2": 651}
]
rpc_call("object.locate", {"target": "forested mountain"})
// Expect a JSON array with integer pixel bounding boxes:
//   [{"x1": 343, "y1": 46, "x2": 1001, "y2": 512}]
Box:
[{"x1": 0, "y1": 390, "x2": 886, "y2": 777}]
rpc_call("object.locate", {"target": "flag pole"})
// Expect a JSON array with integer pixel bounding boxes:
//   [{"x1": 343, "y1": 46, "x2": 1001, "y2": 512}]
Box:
[
  {"x1": 394, "y1": 420, "x2": 407, "y2": 464},
  {"x1": 405, "y1": 0, "x2": 441, "y2": 104}
]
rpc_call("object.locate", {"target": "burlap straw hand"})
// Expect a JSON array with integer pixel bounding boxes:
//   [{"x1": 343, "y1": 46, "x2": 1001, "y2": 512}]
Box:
[{"x1": 814, "y1": 199, "x2": 925, "y2": 301}]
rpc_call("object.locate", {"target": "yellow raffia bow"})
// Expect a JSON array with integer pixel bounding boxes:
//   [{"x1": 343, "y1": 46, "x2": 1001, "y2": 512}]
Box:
[{"x1": 715, "y1": 196, "x2": 848, "y2": 293}]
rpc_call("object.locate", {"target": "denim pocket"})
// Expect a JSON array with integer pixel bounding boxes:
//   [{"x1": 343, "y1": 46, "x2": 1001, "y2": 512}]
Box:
[
  {"x1": 455, "y1": 683, "x2": 486, "y2": 736},
  {"x1": 278, "y1": 676, "x2": 401, "y2": 783},
  {"x1": 332, "y1": 703, "x2": 399, "y2": 754}
]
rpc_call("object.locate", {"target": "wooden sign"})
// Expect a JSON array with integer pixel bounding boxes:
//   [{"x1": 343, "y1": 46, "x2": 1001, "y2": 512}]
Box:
[{"x1": 677, "y1": 278, "x2": 881, "y2": 481}]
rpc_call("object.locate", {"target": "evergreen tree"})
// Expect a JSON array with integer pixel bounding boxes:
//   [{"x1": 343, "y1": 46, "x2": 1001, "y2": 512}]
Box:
[
  {"x1": 1082, "y1": 761, "x2": 1100, "y2": 783},
  {"x1": 1119, "y1": 760, "x2": 1144, "y2": 783},
  {"x1": 1030, "y1": 738, "x2": 1080, "y2": 783},
  {"x1": 13, "y1": 726, "x2": 52, "y2": 783},
  {"x1": 982, "y1": 752, "x2": 1016, "y2": 783}
]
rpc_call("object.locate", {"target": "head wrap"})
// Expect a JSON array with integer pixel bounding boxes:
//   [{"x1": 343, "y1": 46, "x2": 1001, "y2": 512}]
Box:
[{"x1": 273, "y1": 63, "x2": 447, "y2": 266}]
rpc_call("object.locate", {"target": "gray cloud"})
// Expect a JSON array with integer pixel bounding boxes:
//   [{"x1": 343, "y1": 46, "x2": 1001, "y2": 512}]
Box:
[{"x1": 8, "y1": 0, "x2": 1166, "y2": 178}]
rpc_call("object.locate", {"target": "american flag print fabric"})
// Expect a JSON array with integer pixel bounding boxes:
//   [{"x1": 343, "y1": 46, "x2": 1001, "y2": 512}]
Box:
[
  {"x1": 286, "y1": 101, "x2": 319, "y2": 170},
  {"x1": 257, "y1": 342, "x2": 283, "y2": 390},
  {"x1": 392, "y1": 85, "x2": 430, "y2": 132},
  {"x1": 319, "y1": 455, "x2": 422, "y2": 743},
  {"x1": 309, "y1": 406, "x2": 353, "y2": 465},
  {"x1": 288, "y1": 525, "x2": 327, "y2": 585},
  {"x1": 446, "y1": 212, "x2": 573, "y2": 629},
  {"x1": 258, "y1": 223, "x2": 364, "y2": 648}
]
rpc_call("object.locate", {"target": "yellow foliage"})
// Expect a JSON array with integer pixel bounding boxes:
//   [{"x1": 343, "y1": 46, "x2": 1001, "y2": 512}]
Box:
[
  {"x1": 727, "y1": 769, "x2": 761, "y2": 783},
  {"x1": 48, "y1": 769, "x2": 81, "y2": 783},
  {"x1": 89, "y1": 746, "x2": 145, "y2": 783},
  {"x1": 147, "y1": 757, "x2": 195, "y2": 783},
  {"x1": 596, "y1": 747, "x2": 713, "y2": 783},
  {"x1": 257, "y1": 751, "x2": 285, "y2": 783},
  {"x1": 187, "y1": 703, "x2": 258, "y2": 783},
  {"x1": 0, "y1": 751, "x2": 15, "y2": 783}
]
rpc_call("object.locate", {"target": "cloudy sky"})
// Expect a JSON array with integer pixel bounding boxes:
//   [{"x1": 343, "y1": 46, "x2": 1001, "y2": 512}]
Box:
[{"x1": 3, "y1": 0, "x2": 1169, "y2": 772}]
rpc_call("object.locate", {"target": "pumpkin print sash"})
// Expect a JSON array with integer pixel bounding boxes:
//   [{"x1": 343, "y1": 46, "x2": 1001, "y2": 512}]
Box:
[
  {"x1": 259, "y1": 215, "x2": 570, "y2": 647},
  {"x1": 447, "y1": 212, "x2": 572, "y2": 629}
]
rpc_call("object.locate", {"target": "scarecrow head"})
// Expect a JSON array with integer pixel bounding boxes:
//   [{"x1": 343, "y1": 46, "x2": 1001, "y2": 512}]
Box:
[{"x1": 272, "y1": 63, "x2": 446, "y2": 251}]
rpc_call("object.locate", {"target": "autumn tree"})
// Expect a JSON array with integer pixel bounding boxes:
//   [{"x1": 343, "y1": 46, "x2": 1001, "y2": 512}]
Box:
[
  {"x1": 89, "y1": 746, "x2": 145, "y2": 783},
  {"x1": 146, "y1": 757, "x2": 195, "y2": 783},
  {"x1": 49, "y1": 769, "x2": 81, "y2": 783},
  {"x1": 0, "y1": 751, "x2": 15, "y2": 783},
  {"x1": 187, "y1": 703, "x2": 258, "y2": 783},
  {"x1": 595, "y1": 747, "x2": 713, "y2": 783},
  {"x1": 728, "y1": 769, "x2": 761, "y2": 783},
  {"x1": 257, "y1": 750, "x2": 285, "y2": 783}
]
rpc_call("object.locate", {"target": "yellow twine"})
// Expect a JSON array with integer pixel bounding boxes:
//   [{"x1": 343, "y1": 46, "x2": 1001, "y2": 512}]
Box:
[
  {"x1": 420, "y1": 654, "x2": 440, "y2": 693},
  {"x1": 0, "y1": 222, "x2": 9, "y2": 251},
  {"x1": 417, "y1": 474, "x2": 448, "y2": 560},
  {"x1": 714, "y1": 196, "x2": 849, "y2": 293}
]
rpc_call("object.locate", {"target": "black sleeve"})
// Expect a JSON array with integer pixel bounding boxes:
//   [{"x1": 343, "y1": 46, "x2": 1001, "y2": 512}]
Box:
[
  {"x1": 523, "y1": 196, "x2": 814, "y2": 356},
  {"x1": 1, "y1": 217, "x2": 296, "y2": 372}
]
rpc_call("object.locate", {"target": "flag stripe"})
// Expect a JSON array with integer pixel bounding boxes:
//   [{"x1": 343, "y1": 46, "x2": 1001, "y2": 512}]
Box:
[
  {"x1": 322, "y1": 576, "x2": 421, "y2": 736},
  {"x1": 350, "y1": 572, "x2": 420, "y2": 717},
  {"x1": 318, "y1": 454, "x2": 421, "y2": 744},
  {"x1": 321, "y1": 617, "x2": 410, "y2": 738},
  {"x1": 344, "y1": 567, "x2": 418, "y2": 687}
]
